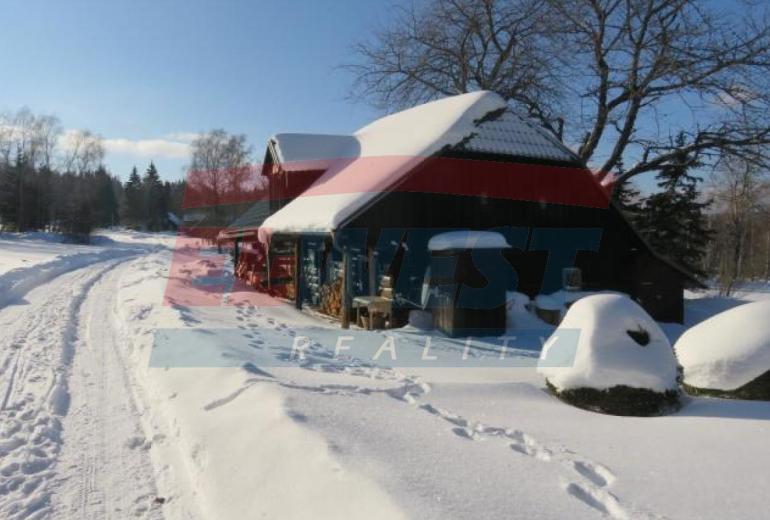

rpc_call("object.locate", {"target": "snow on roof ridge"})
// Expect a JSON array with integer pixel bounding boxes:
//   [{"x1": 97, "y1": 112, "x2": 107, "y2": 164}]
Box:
[{"x1": 260, "y1": 91, "x2": 507, "y2": 240}]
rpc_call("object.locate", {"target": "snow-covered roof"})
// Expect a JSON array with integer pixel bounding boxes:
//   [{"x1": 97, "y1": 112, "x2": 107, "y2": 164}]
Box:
[
  {"x1": 258, "y1": 91, "x2": 584, "y2": 241},
  {"x1": 259, "y1": 91, "x2": 508, "y2": 240},
  {"x1": 220, "y1": 201, "x2": 271, "y2": 239},
  {"x1": 460, "y1": 111, "x2": 578, "y2": 163},
  {"x1": 427, "y1": 231, "x2": 511, "y2": 251}
]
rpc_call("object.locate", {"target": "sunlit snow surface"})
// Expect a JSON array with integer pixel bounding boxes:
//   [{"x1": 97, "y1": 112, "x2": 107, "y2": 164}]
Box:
[{"x1": 1, "y1": 230, "x2": 770, "y2": 519}]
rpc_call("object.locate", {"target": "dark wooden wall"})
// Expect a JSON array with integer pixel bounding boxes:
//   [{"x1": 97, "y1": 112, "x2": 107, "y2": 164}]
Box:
[
  {"x1": 344, "y1": 188, "x2": 685, "y2": 323},
  {"x1": 263, "y1": 152, "x2": 689, "y2": 323}
]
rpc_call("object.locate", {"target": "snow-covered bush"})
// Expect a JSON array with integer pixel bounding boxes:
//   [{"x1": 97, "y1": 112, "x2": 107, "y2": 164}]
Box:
[
  {"x1": 675, "y1": 300, "x2": 770, "y2": 400},
  {"x1": 538, "y1": 294, "x2": 680, "y2": 416}
]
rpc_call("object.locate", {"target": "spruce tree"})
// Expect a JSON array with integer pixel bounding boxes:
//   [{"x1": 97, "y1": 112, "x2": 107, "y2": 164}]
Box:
[
  {"x1": 122, "y1": 166, "x2": 144, "y2": 229},
  {"x1": 143, "y1": 161, "x2": 164, "y2": 230},
  {"x1": 97, "y1": 167, "x2": 120, "y2": 227},
  {"x1": 636, "y1": 134, "x2": 713, "y2": 281},
  {"x1": 0, "y1": 162, "x2": 18, "y2": 230},
  {"x1": 613, "y1": 181, "x2": 645, "y2": 220},
  {"x1": 612, "y1": 158, "x2": 645, "y2": 224}
]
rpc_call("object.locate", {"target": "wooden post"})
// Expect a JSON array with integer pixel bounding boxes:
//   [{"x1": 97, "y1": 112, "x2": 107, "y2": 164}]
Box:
[
  {"x1": 294, "y1": 237, "x2": 302, "y2": 309},
  {"x1": 266, "y1": 244, "x2": 272, "y2": 293},
  {"x1": 368, "y1": 244, "x2": 376, "y2": 296},
  {"x1": 341, "y1": 248, "x2": 350, "y2": 329}
]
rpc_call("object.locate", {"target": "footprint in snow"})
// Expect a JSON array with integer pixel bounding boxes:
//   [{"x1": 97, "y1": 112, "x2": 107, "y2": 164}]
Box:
[
  {"x1": 564, "y1": 481, "x2": 627, "y2": 519},
  {"x1": 452, "y1": 427, "x2": 477, "y2": 440},
  {"x1": 570, "y1": 460, "x2": 616, "y2": 487}
]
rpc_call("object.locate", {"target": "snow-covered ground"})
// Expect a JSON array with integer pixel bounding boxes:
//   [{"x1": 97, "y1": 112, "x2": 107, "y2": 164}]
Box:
[{"x1": 1, "y1": 231, "x2": 770, "y2": 519}]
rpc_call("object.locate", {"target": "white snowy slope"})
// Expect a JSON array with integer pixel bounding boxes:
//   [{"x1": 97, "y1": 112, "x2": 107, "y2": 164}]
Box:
[
  {"x1": 675, "y1": 300, "x2": 770, "y2": 390},
  {"x1": 538, "y1": 294, "x2": 679, "y2": 393},
  {"x1": 3, "y1": 233, "x2": 770, "y2": 520},
  {"x1": 0, "y1": 232, "x2": 78, "y2": 276},
  {"x1": 0, "y1": 229, "x2": 173, "y2": 308}
]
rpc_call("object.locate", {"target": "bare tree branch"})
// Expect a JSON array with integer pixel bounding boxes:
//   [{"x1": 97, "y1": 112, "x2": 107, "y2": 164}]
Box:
[{"x1": 347, "y1": 0, "x2": 770, "y2": 181}]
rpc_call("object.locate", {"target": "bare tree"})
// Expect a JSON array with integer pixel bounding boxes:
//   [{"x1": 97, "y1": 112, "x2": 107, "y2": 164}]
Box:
[
  {"x1": 0, "y1": 108, "x2": 62, "y2": 168},
  {"x1": 60, "y1": 129, "x2": 105, "y2": 174},
  {"x1": 348, "y1": 0, "x2": 770, "y2": 180},
  {"x1": 710, "y1": 155, "x2": 769, "y2": 294},
  {"x1": 33, "y1": 114, "x2": 63, "y2": 169},
  {"x1": 347, "y1": 0, "x2": 566, "y2": 135},
  {"x1": 188, "y1": 129, "x2": 253, "y2": 209}
]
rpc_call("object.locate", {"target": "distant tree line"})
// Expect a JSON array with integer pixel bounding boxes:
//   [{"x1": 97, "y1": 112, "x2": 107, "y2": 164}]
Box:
[
  {"x1": 120, "y1": 162, "x2": 186, "y2": 231},
  {"x1": 615, "y1": 136, "x2": 770, "y2": 295},
  {"x1": 0, "y1": 108, "x2": 186, "y2": 238}
]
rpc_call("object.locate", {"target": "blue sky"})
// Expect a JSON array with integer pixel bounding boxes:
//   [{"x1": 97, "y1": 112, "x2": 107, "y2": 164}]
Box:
[
  {"x1": 1, "y1": 0, "x2": 391, "y2": 180},
  {"x1": 1, "y1": 0, "x2": 748, "y2": 191}
]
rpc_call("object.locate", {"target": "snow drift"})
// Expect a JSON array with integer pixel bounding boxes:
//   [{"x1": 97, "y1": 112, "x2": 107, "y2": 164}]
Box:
[{"x1": 675, "y1": 300, "x2": 770, "y2": 397}]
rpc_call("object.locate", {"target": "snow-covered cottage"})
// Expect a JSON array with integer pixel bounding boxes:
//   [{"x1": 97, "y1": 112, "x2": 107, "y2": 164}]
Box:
[{"x1": 220, "y1": 91, "x2": 698, "y2": 333}]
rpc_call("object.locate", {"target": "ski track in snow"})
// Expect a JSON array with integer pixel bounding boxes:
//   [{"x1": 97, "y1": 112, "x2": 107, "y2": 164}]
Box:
[
  {"x1": 0, "y1": 252, "x2": 164, "y2": 519},
  {"x1": 220, "y1": 302, "x2": 667, "y2": 520},
  {"x1": 51, "y1": 261, "x2": 164, "y2": 519}
]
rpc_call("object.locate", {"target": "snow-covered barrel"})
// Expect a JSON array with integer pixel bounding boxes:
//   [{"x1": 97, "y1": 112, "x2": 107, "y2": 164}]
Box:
[
  {"x1": 538, "y1": 294, "x2": 680, "y2": 416},
  {"x1": 675, "y1": 300, "x2": 770, "y2": 400}
]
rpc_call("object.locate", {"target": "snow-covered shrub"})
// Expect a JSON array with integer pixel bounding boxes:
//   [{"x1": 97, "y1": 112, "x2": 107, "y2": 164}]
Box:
[
  {"x1": 538, "y1": 294, "x2": 680, "y2": 416},
  {"x1": 675, "y1": 300, "x2": 770, "y2": 400}
]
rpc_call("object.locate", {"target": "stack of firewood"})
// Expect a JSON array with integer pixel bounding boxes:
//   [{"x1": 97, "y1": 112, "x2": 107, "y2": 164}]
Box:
[{"x1": 319, "y1": 278, "x2": 343, "y2": 316}]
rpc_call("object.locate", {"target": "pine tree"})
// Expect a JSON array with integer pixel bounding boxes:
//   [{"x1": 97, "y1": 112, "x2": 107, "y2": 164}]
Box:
[
  {"x1": 613, "y1": 180, "x2": 645, "y2": 219},
  {"x1": 121, "y1": 166, "x2": 144, "y2": 229},
  {"x1": 636, "y1": 134, "x2": 713, "y2": 281},
  {"x1": 142, "y1": 161, "x2": 164, "y2": 230},
  {"x1": 0, "y1": 162, "x2": 18, "y2": 230},
  {"x1": 612, "y1": 158, "x2": 645, "y2": 225},
  {"x1": 93, "y1": 167, "x2": 119, "y2": 227}
]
